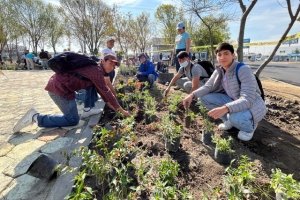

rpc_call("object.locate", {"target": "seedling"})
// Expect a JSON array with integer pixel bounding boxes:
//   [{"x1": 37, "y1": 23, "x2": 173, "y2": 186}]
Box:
[
  {"x1": 212, "y1": 136, "x2": 234, "y2": 153},
  {"x1": 270, "y1": 168, "x2": 300, "y2": 200},
  {"x1": 158, "y1": 158, "x2": 179, "y2": 185},
  {"x1": 67, "y1": 170, "x2": 94, "y2": 200},
  {"x1": 168, "y1": 92, "x2": 182, "y2": 114},
  {"x1": 161, "y1": 115, "x2": 182, "y2": 144}
]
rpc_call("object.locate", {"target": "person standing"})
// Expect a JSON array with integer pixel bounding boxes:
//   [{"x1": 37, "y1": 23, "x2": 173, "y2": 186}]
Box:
[
  {"x1": 102, "y1": 37, "x2": 116, "y2": 83},
  {"x1": 39, "y1": 49, "x2": 49, "y2": 70},
  {"x1": 174, "y1": 22, "x2": 191, "y2": 72},
  {"x1": 25, "y1": 50, "x2": 35, "y2": 70}
]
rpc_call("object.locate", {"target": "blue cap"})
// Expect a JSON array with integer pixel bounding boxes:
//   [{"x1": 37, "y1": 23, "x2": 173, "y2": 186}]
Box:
[{"x1": 177, "y1": 22, "x2": 185, "y2": 29}]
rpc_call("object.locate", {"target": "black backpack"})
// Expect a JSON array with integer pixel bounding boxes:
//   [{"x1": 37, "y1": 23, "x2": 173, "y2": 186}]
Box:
[
  {"x1": 48, "y1": 52, "x2": 97, "y2": 74},
  {"x1": 236, "y1": 62, "x2": 265, "y2": 101},
  {"x1": 190, "y1": 60, "x2": 215, "y2": 79}
]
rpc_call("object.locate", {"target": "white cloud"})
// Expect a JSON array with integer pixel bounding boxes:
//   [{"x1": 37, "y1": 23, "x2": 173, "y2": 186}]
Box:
[{"x1": 108, "y1": 0, "x2": 142, "y2": 6}]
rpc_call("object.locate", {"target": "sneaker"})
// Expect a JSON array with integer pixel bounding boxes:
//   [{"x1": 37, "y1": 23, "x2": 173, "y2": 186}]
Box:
[
  {"x1": 174, "y1": 86, "x2": 181, "y2": 90},
  {"x1": 81, "y1": 107, "x2": 102, "y2": 119},
  {"x1": 13, "y1": 108, "x2": 37, "y2": 133},
  {"x1": 238, "y1": 130, "x2": 254, "y2": 141},
  {"x1": 218, "y1": 120, "x2": 233, "y2": 131}
]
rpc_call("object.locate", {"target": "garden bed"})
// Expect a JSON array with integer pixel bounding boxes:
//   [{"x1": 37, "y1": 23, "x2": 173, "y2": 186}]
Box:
[{"x1": 67, "y1": 73, "x2": 300, "y2": 200}]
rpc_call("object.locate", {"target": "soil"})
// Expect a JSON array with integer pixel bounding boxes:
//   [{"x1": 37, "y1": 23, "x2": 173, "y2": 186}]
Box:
[{"x1": 86, "y1": 74, "x2": 300, "y2": 199}]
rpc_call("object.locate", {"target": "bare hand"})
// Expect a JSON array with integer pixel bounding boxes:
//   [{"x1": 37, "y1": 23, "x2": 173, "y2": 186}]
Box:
[
  {"x1": 120, "y1": 109, "x2": 131, "y2": 117},
  {"x1": 183, "y1": 94, "x2": 193, "y2": 110},
  {"x1": 163, "y1": 88, "x2": 170, "y2": 98},
  {"x1": 207, "y1": 106, "x2": 228, "y2": 119}
]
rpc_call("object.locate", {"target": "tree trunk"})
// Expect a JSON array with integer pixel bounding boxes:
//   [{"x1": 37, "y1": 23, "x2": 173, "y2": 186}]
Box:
[
  {"x1": 237, "y1": 0, "x2": 257, "y2": 62},
  {"x1": 256, "y1": 4, "x2": 300, "y2": 77},
  {"x1": 208, "y1": 27, "x2": 215, "y2": 64}
]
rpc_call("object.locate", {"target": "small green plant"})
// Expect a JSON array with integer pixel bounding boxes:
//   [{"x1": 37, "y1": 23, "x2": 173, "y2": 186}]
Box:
[
  {"x1": 168, "y1": 92, "x2": 182, "y2": 113},
  {"x1": 153, "y1": 180, "x2": 178, "y2": 200},
  {"x1": 198, "y1": 102, "x2": 208, "y2": 118},
  {"x1": 161, "y1": 115, "x2": 182, "y2": 143},
  {"x1": 144, "y1": 94, "x2": 157, "y2": 116},
  {"x1": 212, "y1": 136, "x2": 233, "y2": 153},
  {"x1": 270, "y1": 168, "x2": 300, "y2": 199},
  {"x1": 224, "y1": 155, "x2": 256, "y2": 200},
  {"x1": 158, "y1": 158, "x2": 179, "y2": 185},
  {"x1": 203, "y1": 118, "x2": 214, "y2": 132},
  {"x1": 186, "y1": 109, "x2": 197, "y2": 120},
  {"x1": 67, "y1": 170, "x2": 94, "y2": 200}
]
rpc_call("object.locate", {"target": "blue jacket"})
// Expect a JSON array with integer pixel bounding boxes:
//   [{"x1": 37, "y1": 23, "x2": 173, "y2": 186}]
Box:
[{"x1": 138, "y1": 60, "x2": 158, "y2": 80}]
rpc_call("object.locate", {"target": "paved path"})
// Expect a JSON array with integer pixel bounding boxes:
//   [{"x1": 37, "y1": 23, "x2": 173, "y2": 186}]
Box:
[{"x1": 0, "y1": 70, "x2": 104, "y2": 200}]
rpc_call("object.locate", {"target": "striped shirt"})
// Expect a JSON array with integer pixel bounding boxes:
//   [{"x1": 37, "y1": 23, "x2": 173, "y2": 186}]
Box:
[{"x1": 45, "y1": 65, "x2": 120, "y2": 110}]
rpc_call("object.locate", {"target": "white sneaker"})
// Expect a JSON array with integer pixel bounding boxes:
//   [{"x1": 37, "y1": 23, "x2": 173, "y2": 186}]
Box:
[
  {"x1": 238, "y1": 130, "x2": 254, "y2": 141},
  {"x1": 218, "y1": 120, "x2": 233, "y2": 131},
  {"x1": 13, "y1": 108, "x2": 37, "y2": 133},
  {"x1": 81, "y1": 107, "x2": 102, "y2": 119}
]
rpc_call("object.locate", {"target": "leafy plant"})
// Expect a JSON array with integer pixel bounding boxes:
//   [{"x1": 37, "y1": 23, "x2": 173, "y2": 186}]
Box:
[
  {"x1": 168, "y1": 92, "x2": 182, "y2": 113},
  {"x1": 212, "y1": 136, "x2": 233, "y2": 153},
  {"x1": 270, "y1": 168, "x2": 300, "y2": 199},
  {"x1": 186, "y1": 109, "x2": 197, "y2": 121},
  {"x1": 161, "y1": 115, "x2": 182, "y2": 143},
  {"x1": 198, "y1": 102, "x2": 208, "y2": 118},
  {"x1": 158, "y1": 158, "x2": 179, "y2": 185},
  {"x1": 203, "y1": 118, "x2": 214, "y2": 132},
  {"x1": 224, "y1": 155, "x2": 256, "y2": 200},
  {"x1": 153, "y1": 180, "x2": 178, "y2": 200},
  {"x1": 144, "y1": 94, "x2": 157, "y2": 116},
  {"x1": 67, "y1": 170, "x2": 94, "y2": 200}
]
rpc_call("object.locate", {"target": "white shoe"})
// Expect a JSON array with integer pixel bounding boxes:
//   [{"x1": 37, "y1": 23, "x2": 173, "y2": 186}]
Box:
[
  {"x1": 218, "y1": 120, "x2": 233, "y2": 131},
  {"x1": 81, "y1": 107, "x2": 102, "y2": 119},
  {"x1": 238, "y1": 130, "x2": 254, "y2": 141},
  {"x1": 13, "y1": 108, "x2": 37, "y2": 133}
]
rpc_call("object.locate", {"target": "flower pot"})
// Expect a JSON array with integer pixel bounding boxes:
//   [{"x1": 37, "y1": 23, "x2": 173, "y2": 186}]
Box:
[
  {"x1": 165, "y1": 137, "x2": 180, "y2": 152},
  {"x1": 145, "y1": 114, "x2": 156, "y2": 124},
  {"x1": 201, "y1": 130, "x2": 213, "y2": 145},
  {"x1": 157, "y1": 72, "x2": 174, "y2": 84},
  {"x1": 185, "y1": 116, "x2": 191, "y2": 128},
  {"x1": 214, "y1": 148, "x2": 232, "y2": 165},
  {"x1": 27, "y1": 154, "x2": 59, "y2": 180}
]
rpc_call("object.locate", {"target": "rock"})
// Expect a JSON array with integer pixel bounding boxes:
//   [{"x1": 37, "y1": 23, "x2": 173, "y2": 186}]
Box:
[
  {"x1": 294, "y1": 100, "x2": 299, "y2": 105},
  {"x1": 40, "y1": 137, "x2": 73, "y2": 154}
]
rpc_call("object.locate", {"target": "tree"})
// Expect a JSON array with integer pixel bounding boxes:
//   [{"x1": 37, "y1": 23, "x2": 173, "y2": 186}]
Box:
[
  {"x1": 9, "y1": 0, "x2": 52, "y2": 53},
  {"x1": 182, "y1": 0, "x2": 230, "y2": 63},
  {"x1": 155, "y1": 4, "x2": 184, "y2": 44},
  {"x1": 134, "y1": 12, "x2": 152, "y2": 53},
  {"x1": 47, "y1": 6, "x2": 65, "y2": 54},
  {"x1": 256, "y1": 0, "x2": 300, "y2": 77},
  {"x1": 60, "y1": 0, "x2": 113, "y2": 54},
  {"x1": 236, "y1": 0, "x2": 257, "y2": 62}
]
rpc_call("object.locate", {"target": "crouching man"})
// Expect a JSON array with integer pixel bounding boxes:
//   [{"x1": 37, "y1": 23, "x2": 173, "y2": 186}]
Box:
[
  {"x1": 183, "y1": 43, "x2": 266, "y2": 141},
  {"x1": 13, "y1": 54, "x2": 130, "y2": 132}
]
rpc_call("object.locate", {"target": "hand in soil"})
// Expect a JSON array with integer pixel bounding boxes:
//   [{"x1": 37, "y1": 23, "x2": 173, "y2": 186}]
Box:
[
  {"x1": 183, "y1": 94, "x2": 193, "y2": 110},
  {"x1": 163, "y1": 87, "x2": 170, "y2": 98},
  {"x1": 207, "y1": 106, "x2": 229, "y2": 119},
  {"x1": 119, "y1": 108, "x2": 131, "y2": 117}
]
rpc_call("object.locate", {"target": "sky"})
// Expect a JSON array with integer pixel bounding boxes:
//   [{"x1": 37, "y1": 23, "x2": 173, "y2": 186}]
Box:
[{"x1": 45, "y1": 0, "x2": 300, "y2": 50}]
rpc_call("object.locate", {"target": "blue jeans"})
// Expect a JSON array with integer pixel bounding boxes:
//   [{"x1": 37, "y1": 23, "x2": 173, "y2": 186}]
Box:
[
  {"x1": 137, "y1": 74, "x2": 156, "y2": 87},
  {"x1": 75, "y1": 86, "x2": 98, "y2": 108},
  {"x1": 199, "y1": 93, "x2": 255, "y2": 133},
  {"x1": 37, "y1": 92, "x2": 80, "y2": 128}
]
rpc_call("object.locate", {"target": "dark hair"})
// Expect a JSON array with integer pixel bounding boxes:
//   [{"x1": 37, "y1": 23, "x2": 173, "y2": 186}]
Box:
[
  {"x1": 177, "y1": 51, "x2": 189, "y2": 59},
  {"x1": 215, "y1": 42, "x2": 234, "y2": 54}
]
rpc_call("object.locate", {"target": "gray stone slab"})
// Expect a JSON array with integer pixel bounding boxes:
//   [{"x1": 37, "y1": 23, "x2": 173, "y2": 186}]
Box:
[
  {"x1": 40, "y1": 137, "x2": 74, "y2": 154},
  {"x1": 0, "y1": 156, "x2": 15, "y2": 175},
  {"x1": 2, "y1": 175, "x2": 39, "y2": 200},
  {"x1": 3, "y1": 153, "x2": 41, "y2": 178},
  {"x1": 6, "y1": 140, "x2": 45, "y2": 161}
]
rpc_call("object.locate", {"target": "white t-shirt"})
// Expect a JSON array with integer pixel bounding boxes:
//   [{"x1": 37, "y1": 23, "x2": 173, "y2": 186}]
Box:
[{"x1": 102, "y1": 48, "x2": 116, "y2": 56}]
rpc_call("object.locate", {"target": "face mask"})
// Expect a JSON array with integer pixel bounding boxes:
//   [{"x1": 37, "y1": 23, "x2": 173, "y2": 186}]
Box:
[{"x1": 180, "y1": 60, "x2": 189, "y2": 68}]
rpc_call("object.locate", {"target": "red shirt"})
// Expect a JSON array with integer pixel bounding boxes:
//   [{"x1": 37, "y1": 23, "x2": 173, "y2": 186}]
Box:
[{"x1": 45, "y1": 65, "x2": 120, "y2": 110}]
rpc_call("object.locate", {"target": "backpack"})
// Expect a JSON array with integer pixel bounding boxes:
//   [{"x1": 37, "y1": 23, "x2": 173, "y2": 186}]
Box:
[
  {"x1": 48, "y1": 52, "x2": 97, "y2": 74},
  {"x1": 190, "y1": 60, "x2": 215, "y2": 79},
  {"x1": 236, "y1": 62, "x2": 265, "y2": 101}
]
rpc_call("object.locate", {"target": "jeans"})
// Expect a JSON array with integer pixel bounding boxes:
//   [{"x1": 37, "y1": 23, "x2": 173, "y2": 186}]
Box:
[
  {"x1": 37, "y1": 92, "x2": 80, "y2": 128},
  {"x1": 176, "y1": 77, "x2": 192, "y2": 93},
  {"x1": 75, "y1": 86, "x2": 98, "y2": 108},
  {"x1": 137, "y1": 74, "x2": 156, "y2": 87},
  {"x1": 199, "y1": 93, "x2": 255, "y2": 133}
]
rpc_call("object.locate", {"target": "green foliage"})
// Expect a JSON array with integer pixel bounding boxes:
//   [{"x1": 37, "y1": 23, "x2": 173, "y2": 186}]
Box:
[
  {"x1": 67, "y1": 170, "x2": 94, "y2": 200},
  {"x1": 161, "y1": 115, "x2": 182, "y2": 143},
  {"x1": 224, "y1": 155, "x2": 256, "y2": 200},
  {"x1": 168, "y1": 92, "x2": 182, "y2": 113},
  {"x1": 203, "y1": 118, "x2": 214, "y2": 132},
  {"x1": 144, "y1": 93, "x2": 157, "y2": 116},
  {"x1": 270, "y1": 168, "x2": 300, "y2": 199},
  {"x1": 186, "y1": 109, "x2": 197, "y2": 121},
  {"x1": 158, "y1": 159, "x2": 179, "y2": 185},
  {"x1": 155, "y1": 4, "x2": 184, "y2": 44},
  {"x1": 212, "y1": 136, "x2": 233, "y2": 153},
  {"x1": 198, "y1": 102, "x2": 208, "y2": 118},
  {"x1": 153, "y1": 180, "x2": 178, "y2": 200}
]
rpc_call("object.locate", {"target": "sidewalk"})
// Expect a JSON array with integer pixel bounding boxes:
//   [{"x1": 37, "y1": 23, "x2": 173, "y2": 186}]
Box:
[{"x1": 0, "y1": 70, "x2": 104, "y2": 200}]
